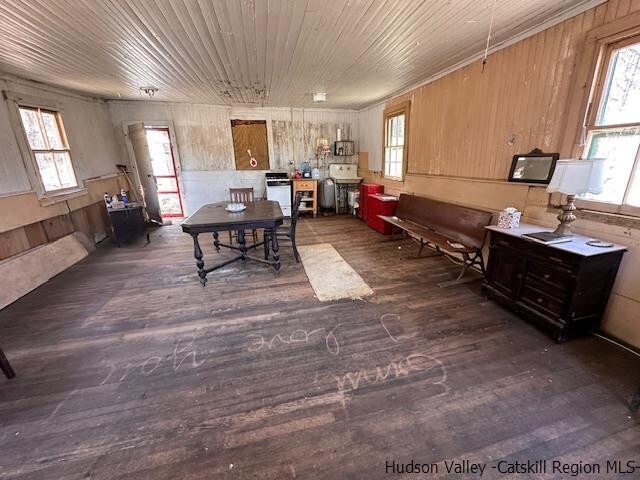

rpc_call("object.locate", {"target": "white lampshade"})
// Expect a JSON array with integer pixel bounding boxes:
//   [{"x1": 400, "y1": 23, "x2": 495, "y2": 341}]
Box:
[{"x1": 546, "y1": 158, "x2": 605, "y2": 195}]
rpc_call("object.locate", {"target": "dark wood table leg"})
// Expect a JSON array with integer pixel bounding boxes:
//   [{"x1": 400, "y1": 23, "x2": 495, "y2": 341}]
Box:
[
  {"x1": 0, "y1": 348, "x2": 15, "y2": 379},
  {"x1": 237, "y1": 229, "x2": 247, "y2": 261},
  {"x1": 212, "y1": 231, "x2": 220, "y2": 253},
  {"x1": 631, "y1": 386, "x2": 640, "y2": 412},
  {"x1": 263, "y1": 229, "x2": 271, "y2": 260},
  {"x1": 191, "y1": 233, "x2": 207, "y2": 286},
  {"x1": 271, "y1": 227, "x2": 280, "y2": 272}
]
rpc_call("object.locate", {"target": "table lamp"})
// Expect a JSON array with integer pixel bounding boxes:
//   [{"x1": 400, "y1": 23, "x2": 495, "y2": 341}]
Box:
[{"x1": 523, "y1": 158, "x2": 605, "y2": 244}]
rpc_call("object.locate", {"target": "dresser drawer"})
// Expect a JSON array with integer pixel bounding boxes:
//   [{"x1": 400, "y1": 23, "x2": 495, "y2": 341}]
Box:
[
  {"x1": 520, "y1": 284, "x2": 565, "y2": 316},
  {"x1": 295, "y1": 180, "x2": 315, "y2": 190},
  {"x1": 526, "y1": 261, "x2": 574, "y2": 291},
  {"x1": 489, "y1": 232, "x2": 582, "y2": 269}
]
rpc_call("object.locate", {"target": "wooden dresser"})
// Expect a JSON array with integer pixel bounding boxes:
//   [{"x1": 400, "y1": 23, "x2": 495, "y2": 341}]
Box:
[{"x1": 483, "y1": 224, "x2": 626, "y2": 342}]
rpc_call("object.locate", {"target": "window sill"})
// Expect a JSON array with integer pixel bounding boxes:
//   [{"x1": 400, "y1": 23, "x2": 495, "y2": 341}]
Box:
[
  {"x1": 578, "y1": 208, "x2": 640, "y2": 229},
  {"x1": 547, "y1": 204, "x2": 640, "y2": 229},
  {"x1": 39, "y1": 187, "x2": 88, "y2": 206}
]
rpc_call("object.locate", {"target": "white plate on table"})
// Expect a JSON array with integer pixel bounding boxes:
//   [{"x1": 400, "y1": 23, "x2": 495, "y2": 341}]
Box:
[{"x1": 225, "y1": 203, "x2": 246, "y2": 212}]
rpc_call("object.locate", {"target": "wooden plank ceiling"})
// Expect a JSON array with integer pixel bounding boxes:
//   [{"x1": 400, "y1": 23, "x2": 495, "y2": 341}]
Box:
[{"x1": 0, "y1": 0, "x2": 603, "y2": 108}]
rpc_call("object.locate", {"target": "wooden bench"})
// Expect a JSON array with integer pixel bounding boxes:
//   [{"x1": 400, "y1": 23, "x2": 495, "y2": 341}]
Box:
[{"x1": 380, "y1": 194, "x2": 493, "y2": 282}]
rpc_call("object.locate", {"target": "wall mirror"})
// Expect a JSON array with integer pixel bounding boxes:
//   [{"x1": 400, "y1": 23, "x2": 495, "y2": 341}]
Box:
[{"x1": 508, "y1": 149, "x2": 559, "y2": 184}]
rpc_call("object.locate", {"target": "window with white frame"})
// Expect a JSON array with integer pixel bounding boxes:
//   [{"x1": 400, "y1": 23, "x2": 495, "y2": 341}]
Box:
[
  {"x1": 383, "y1": 103, "x2": 409, "y2": 180},
  {"x1": 18, "y1": 106, "x2": 77, "y2": 193},
  {"x1": 581, "y1": 36, "x2": 640, "y2": 214}
]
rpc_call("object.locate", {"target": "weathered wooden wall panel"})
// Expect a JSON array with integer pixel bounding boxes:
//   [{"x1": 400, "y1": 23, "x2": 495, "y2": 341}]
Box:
[
  {"x1": 0, "y1": 199, "x2": 112, "y2": 263},
  {"x1": 42, "y1": 214, "x2": 75, "y2": 243},
  {"x1": 360, "y1": 0, "x2": 639, "y2": 181},
  {"x1": 109, "y1": 102, "x2": 358, "y2": 172},
  {"x1": 0, "y1": 176, "x2": 125, "y2": 234},
  {"x1": 108, "y1": 102, "x2": 359, "y2": 212},
  {"x1": 108, "y1": 102, "x2": 235, "y2": 171},
  {"x1": 23, "y1": 223, "x2": 47, "y2": 249},
  {"x1": 358, "y1": 0, "x2": 640, "y2": 349},
  {"x1": 358, "y1": 104, "x2": 385, "y2": 172},
  {"x1": 0, "y1": 233, "x2": 89, "y2": 310}
]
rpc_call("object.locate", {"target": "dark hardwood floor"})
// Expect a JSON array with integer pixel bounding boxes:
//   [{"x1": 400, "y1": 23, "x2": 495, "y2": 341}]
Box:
[{"x1": 0, "y1": 215, "x2": 638, "y2": 479}]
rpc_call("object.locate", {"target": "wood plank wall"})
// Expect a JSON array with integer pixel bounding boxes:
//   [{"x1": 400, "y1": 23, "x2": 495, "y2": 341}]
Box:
[
  {"x1": 0, "y1": 202, "x2": 110, "y2": 261},
  {"x1": 380, "y1": 0, "x2": 639, "y2": 180},
  {"x1": 358, "y1": 0, "x2": 640, "y2": 349},
  {"x1": 0, "y1": 175, "x2": 126, "y2": 262}
]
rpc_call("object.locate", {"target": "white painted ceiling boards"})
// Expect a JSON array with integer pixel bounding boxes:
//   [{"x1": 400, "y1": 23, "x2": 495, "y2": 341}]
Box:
[{"x1": 0, "y1": 0, "x2": 603, "y2": 108}]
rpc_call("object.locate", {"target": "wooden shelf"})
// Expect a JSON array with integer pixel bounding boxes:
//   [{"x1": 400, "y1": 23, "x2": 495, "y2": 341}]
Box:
[{"x1": 293, "y1": 179, "x2": 318, "y2": 217}]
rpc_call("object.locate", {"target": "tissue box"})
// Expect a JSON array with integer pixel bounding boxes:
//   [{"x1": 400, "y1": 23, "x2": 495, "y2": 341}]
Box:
[{"x1": 497, "y1": 208, "x2": 521, "y2": 229}]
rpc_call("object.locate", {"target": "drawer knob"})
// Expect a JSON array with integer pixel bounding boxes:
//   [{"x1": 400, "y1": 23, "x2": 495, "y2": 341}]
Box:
[
  {"x1": 537, "y1": 297, "x2": 543, "y2": 303},
  {"x1": 543, "y1": 274, "x2": 550, "y2": 279}
]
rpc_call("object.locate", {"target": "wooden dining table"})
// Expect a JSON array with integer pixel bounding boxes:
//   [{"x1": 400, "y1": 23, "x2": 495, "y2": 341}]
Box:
[{"x1": 181, "y1": 200, "x2": 284, "y2": 286}]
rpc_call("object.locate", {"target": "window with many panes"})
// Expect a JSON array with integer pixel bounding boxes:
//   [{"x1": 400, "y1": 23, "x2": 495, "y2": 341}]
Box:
[
  {"x1": 18, "y1": 106, "x2": 77, "y2": 193},
  {"x1": 383, "y1": 103, "x2": 409, "y2": 180},
  {"x1": 580, "y1": 36, "x2": 640, "y2": 214}
]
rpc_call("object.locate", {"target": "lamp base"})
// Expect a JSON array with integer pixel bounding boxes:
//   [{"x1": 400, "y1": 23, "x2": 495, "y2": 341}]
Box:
[{"x1": 553, "y1": 194, "x2": 577, "y2": 237}]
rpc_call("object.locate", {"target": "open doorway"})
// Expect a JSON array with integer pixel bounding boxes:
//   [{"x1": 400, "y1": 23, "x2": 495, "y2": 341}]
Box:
[{"x1": 144, "y1": 127, "x2": 184, "y2": 218}]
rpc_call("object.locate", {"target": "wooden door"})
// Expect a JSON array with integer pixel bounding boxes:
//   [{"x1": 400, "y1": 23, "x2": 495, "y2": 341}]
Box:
[
  {"x1": 128, "y1": 123, "x2": 162, "y2": 224},
  {"x1": 145, "y1": 127, "x2": 184, "y2": 217}
]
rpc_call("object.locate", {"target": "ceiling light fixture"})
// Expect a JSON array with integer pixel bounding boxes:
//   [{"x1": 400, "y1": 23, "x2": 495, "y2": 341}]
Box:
[
  {"x1": 312, "y1": 92, "x2": 327, "y2": 103},
  {"x1": 139, "y1": 86, "x2": 159, "y2": 98}
]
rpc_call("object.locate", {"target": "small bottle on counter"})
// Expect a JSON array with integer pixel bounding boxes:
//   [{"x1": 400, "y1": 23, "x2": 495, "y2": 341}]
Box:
[
  {"x1": 120, "y1": 189, "x2": 127, "y2": 204},
  {"x1": 104, "y1": 193, "x2": 112, "y2": 207}
]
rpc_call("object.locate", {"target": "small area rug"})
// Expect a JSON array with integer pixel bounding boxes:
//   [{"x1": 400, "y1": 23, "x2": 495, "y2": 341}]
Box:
[{"x1": 298, "y1": 243, "x2": 374, "y2": 302}]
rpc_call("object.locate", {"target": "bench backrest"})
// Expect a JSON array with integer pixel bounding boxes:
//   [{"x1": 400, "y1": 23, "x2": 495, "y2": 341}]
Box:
[{"x1": 396, "y1": 194, "x2": 492, "y2": 250}]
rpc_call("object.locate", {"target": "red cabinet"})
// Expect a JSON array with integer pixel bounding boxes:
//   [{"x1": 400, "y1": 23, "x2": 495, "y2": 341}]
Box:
[
  {"x1": 358, "y1": 183, "x2": 384, "y2": 221},
  {"x1": 367, "y1": 194, "x2": 398, "y2": 234}
]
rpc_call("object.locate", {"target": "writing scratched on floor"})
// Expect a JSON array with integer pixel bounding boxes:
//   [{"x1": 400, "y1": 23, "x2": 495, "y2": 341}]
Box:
[
  {"x1": 334, "y1": 353, "x2": 449, "y2": 396},
  {"x1": 246, "y1": 325, "x2": 341, "y2": 356},
  {"x1": 100, "y1": 334, "x2": 205, "y2": 385},
  {"x1": 379, "y1": 313, "x2": 418, "y2": 343},
  {"x1": 43, "y1": 335, "x2": 205, "y2": 423}
]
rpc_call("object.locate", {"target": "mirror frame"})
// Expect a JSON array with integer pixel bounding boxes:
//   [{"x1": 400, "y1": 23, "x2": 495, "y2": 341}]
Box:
[{"x1": 508, "y1": 149, "x2": 559, "y2": 184}]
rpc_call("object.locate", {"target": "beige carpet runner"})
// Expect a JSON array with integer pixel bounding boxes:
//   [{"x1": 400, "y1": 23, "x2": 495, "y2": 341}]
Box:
[{"x1": 298, "y1": 243, "x2": 374, "y2": 302}]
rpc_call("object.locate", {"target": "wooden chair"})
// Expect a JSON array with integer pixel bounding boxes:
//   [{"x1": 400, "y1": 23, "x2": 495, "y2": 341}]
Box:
[
  {"x1": 229, "y1": 188, "x2": 258, "y2": 245},
  {"x1": 274, "y1": 191, "x2": 303, "y2": 263},
  {"x1": 0, "y1": 347, "x2": 15, "y2": 379}
]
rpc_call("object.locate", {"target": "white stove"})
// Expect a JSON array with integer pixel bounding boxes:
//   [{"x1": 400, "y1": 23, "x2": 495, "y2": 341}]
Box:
[{"x1": 265, "y1": 172, "x2": 292, "y2": 217}]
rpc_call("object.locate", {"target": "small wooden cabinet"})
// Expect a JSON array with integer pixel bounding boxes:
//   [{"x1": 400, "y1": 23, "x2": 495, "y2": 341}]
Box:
[
  {"x1": 293, "y1": 179, "x2": 318, "y2": 217},
  {"x1": 108, "y1": 205, "x2": 147, "y2": 247},
  {"x1": 483, "y1": 225, "x2": 625, "y2": 342}
]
